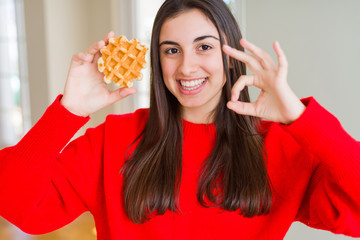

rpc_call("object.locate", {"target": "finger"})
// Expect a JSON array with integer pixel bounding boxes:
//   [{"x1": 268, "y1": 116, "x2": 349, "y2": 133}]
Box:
[
  {"x1": 231, "y1": 75, "x2": 257, "y2": 102},
  {"x1": 86, "y1": 32, "x2": 115, "y2": 62},
  {"x1": 240, "y1": 38, "x2": 276, "y2": 70},
  {"x1": 273, "y1": 41, "x2": 288, "y2": 77},
  {"x1": 85, "y1": 40, "x2": 106, "y2": 57},
  {"x1": 108, "y1": 87, "x2": 137, "y2": 104},
  {"x1": 102, "y1": 31, "x2": 115, "y2": 44},
  {"x1": 223, "y1": 45, "x2": 263, "y2": 72},
  {"x1": 71, "y1": 53, "x2": 92, "y2": 66},
  {"x1": 92, "y1": 51, "x2": 102, "y2": 67},
  {"x1": 227, "y1": 101, "x2": 257, "y2": 117}
]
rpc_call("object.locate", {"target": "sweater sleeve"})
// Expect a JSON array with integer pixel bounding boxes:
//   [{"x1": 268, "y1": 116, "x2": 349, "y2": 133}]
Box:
[
  {"x1": 282, "y1": 97, "x2": 360, "y2": 236},
  {"x1": 0, "y1": 95, "x2": 104, "y2": 234}
]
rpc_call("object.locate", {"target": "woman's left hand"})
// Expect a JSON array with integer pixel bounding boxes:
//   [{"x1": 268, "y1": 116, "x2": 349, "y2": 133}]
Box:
[{"x1": 223, "y1": 39, "x2": 305, "y2": 124}]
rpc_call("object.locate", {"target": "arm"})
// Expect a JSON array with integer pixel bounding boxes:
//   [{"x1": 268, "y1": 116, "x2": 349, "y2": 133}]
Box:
[
  {"x1": 0, "y1": 31, "x2": 136, "y2": 234},
  {"x1": 283, "y1": 97, "x2": 360, "y2": 235},
  {"x1": 223, "y1": 39, "x2": 360, "y2": 235},
  {"x1": 0, "y1": 96, "x2": 92, "y2": 233}
]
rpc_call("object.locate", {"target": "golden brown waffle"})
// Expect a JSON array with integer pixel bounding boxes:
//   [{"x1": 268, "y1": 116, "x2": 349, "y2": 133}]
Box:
[{"x1": 97, "y1": 36, "x2": 148, "y2": 87}]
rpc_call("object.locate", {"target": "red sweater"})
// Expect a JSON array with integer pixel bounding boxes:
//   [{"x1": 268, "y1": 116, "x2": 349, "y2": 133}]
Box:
[{"x1": 0, "y1": 96, "x2": 359, "y2": 239}]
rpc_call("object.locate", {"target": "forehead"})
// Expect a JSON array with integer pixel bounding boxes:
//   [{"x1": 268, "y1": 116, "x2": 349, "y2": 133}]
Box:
[{"x1": 159, "y1": 9, "x2": 219, "y2": 43}]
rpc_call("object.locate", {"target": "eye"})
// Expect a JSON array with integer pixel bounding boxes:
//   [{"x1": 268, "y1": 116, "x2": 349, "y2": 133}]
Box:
[
  {"x1": 165, "y1": 48, "x2": 180, "y2": 55},
  {"x1": 198, "y1": 44, "x2": 212, "y2": 51}
]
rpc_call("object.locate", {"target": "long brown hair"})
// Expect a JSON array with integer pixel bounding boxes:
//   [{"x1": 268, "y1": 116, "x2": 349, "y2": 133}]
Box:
[{"x1": 122, "y1": 0, "x2": 272, "y2": 224}]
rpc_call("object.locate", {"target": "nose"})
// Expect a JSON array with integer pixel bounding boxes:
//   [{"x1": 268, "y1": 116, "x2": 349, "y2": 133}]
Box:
[{"x1": 178, "y1": 50, "x2": 199, "y2": 76}]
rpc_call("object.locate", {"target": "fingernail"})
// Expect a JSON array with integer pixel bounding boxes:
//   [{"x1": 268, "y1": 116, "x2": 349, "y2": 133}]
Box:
[
  {"x1": 231, "y1": 94, "x2": 238, "y2": 102},
  {"x1": 223, "y1": 45, "x2": 231, "y2": 51}
]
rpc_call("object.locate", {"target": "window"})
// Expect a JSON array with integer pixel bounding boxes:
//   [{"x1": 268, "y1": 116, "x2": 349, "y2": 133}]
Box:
[
  {"x1": 0, "y1": 0, "x2": 30, "y2": 148},
  {"x1": 0, "y1": 0, "x2": 31, "y2": 237},
  {"x1": 132, "y1": 0, "x2": 165, "y2": 109}
]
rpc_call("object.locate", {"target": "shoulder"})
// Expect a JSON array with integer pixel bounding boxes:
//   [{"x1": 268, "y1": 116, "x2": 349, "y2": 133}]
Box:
[
  {"x1": 105, "y1": 108, "x2": 149, "y2": 126},
  {"x1": 103, "y1": 108, "x2": 149, "y2": 138}
]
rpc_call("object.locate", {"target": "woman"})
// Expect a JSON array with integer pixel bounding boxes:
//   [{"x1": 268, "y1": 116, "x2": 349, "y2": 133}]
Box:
[{"x1": 0, "y1": 0, "x2": 359, "y2": 239}]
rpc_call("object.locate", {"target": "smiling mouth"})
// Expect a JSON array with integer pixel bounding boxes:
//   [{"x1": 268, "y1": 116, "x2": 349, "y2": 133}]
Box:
[{"x1": 179, "y1": 78, "x2": 207, "y2": 91}]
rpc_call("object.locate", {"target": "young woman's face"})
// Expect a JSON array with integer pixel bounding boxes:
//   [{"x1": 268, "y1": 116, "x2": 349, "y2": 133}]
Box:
[{"x1": 159, "y1": 9, "x2": 225, "y2": 122}]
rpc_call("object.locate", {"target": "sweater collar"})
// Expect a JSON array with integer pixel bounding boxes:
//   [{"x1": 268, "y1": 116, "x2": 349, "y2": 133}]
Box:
[{"x1": 182, "y1": 119, "x2": 216, "y2": 140}]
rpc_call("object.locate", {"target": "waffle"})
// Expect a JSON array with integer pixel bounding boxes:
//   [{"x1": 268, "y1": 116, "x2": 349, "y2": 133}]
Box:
[{"x1": 97, "y1": 36, "x2": 148, "y2": 88}]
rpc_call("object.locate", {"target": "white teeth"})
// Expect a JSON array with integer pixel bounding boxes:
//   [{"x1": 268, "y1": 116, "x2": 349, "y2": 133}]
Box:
[{"x1": 180, "y1": 78, "x2": 206, "y2": 90}]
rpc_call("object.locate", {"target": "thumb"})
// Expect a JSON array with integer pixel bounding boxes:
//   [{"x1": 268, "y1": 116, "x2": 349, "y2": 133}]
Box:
[
  {"x1": 108, "y1": 87, "x2": 137, "y2": 105},
  {"x1": 227, "y1": 101, "x2": 257, "y2": 117}
]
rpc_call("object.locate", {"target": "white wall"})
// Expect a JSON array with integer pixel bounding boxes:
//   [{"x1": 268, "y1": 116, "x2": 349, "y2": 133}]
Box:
[
  {"x1": 44, "y1": 0, "x2": 115, "y2": 130},
  {"x1": 44, "y1": 0, "x2": 92, "y2": 103},
  {"x1": 25, "y1": 0, "x2": 118, "y2": 129},
  {"x1": 245, "y1": 0, "x2": 360, "y2": 140},
  {"x1": 243, "y1": 0, "x2": 360, "y2": 239},
  {"x1": 23, "y1": 0, "x2": 49, "y2": 126}
]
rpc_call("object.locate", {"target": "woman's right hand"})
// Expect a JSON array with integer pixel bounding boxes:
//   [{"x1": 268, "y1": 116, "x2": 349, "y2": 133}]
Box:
[{"x1": 60, "y1": 32, "x2": 136, "y2": 117}]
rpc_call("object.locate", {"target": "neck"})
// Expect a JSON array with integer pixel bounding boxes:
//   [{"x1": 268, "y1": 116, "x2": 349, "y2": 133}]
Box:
[{"x1": 181, "y1": 105, "x2": 216, "y2": 124}]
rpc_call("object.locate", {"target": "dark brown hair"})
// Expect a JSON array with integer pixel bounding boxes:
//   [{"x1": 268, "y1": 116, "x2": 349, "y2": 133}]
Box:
[{"x1": 122, "y1": 0, "x2": 272, "y2": 224}]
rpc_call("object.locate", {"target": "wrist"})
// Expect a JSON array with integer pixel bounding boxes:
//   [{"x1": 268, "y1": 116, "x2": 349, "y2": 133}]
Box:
[
  {"x1": 60, "y1": 96, "x2": 89, "y2": 117},
  {"x1": 283, "y1": 99, "x2": 306, "y2": 125},
  {"x1": 279, "y1": 85, "x2": 306, "y2": 124}
]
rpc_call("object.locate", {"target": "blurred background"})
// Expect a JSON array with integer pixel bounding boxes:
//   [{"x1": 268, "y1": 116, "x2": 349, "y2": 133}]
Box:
[{"x1": 0, "y1": 0, "x2": 359, "y2": 239}]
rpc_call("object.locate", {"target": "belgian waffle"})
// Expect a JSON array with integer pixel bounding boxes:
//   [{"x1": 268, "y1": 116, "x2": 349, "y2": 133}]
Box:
[{"x1": 97, "y1": 36, "x2": 148, "y2": 87}]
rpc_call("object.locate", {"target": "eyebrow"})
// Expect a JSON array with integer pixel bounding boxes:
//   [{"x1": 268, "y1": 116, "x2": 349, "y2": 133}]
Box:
[{"x1": 159, "y1": 35, "x2": 219, "y2": 47}]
